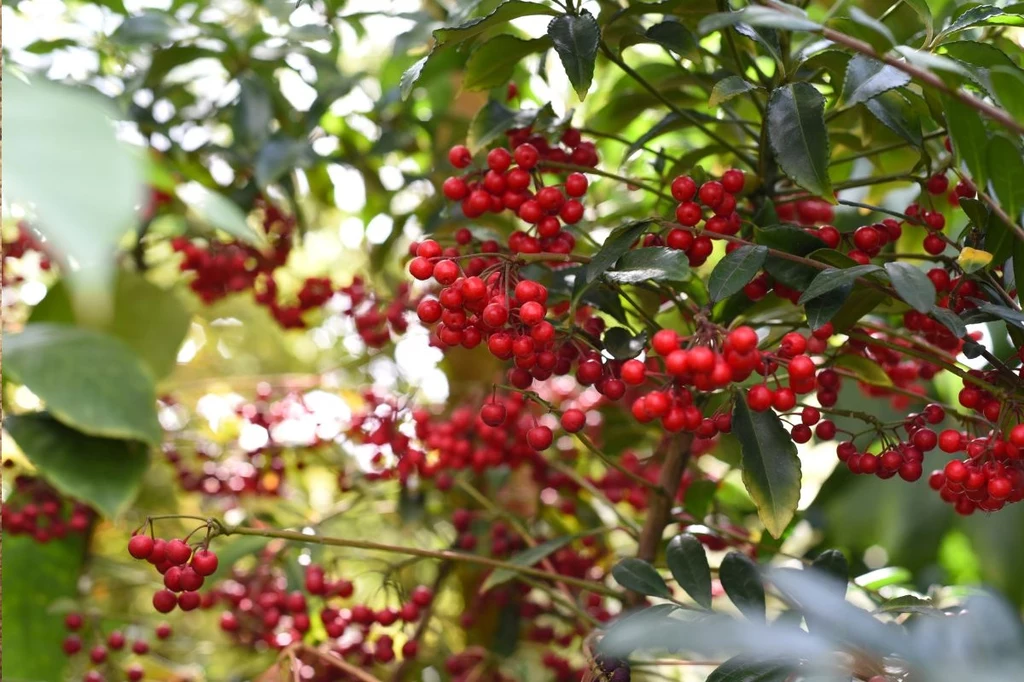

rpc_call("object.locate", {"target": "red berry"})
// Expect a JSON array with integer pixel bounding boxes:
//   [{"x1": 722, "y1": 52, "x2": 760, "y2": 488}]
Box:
[
  {"x1": 561, "y1": 409, "x2": 586, "y2": 433},
  {"x1": 126, "y1": 664, "x2": 144, "y2": 682},
  {"x1": 448, "y1": 145, "x2": 471, "y2": 169},
  {"x1": 675, "y1": 202, "x2": 702, "y2": 226},
  {"x1": 514, "y1": 143, "x2": 539, "y2": 169},
  {"x1": 727, "y1": 326, "x2": 758, "y2": 353},
  {"x1": 923, "y1": 234, "x2": 945, "y2": 255},
  {"x1": 409, "y1": 257, "x2": 434, "y2": 280},
  {"x1": 90, "y1": 646, "x2": 108, "y2": 664},
  {"x1": 63, "y1": 634, "x2": 82, "y2": 655},
  {"x1": 487, "y1": 148, "x2": 512, "y2": 173},
  {"x1": 697, "y1": 181, "x2": 724, "y2": 207},
  {"x1": 432, "y1": 259, "x2": 459, "y2": 285},
  {"x1": 788, "y1": 355, "x2": 815, "y2": 380},
  {"x1": 988, "y1": 477, "x2": 1012, "y2": 500},
  {"x1": 152, "y1": 590, "x2": 177, "y2": 613},
  {"x1": 417, "y1": 299, "x2": 442, "y2": 323},
  {"x1": 565, "y1": 173, "x2": 588, "y2": 197},
  {"x1": 442, "y1": 176, "x2": 469, "y2": 201},
  {"x1": 620, "y1": 359, "x2": 646, "y2": 385},
  {"x1": 107, "y1": 631, "x2": 126, "y2": 650},
  {"x1": 926, "y1": 174, "x2": 949, "y2": 195},
  {"x1": 721, "y1": 169, "x2": 744, "y2": 194},
  {"x1": 165, "y1": 539, "x2": 192, "y2": 565},
  {"x1": 527, "y1": 426, "x2": 553, "y2": 450},
  {"x1": 128, "y1": 535, "x2": 155, "y2": 560},
  {"x1": 559, "y1": 199, "x2": 584, "y2": 224},
  {"x1": 480, "y1": 403, "x2": 506, "y2": 427},
  {"x1": 519, "y1": 301, "x2": 546, "y2": 326},
  {"x1": 652, "y1": 329, "x2": 679, "y2": 355},
  {"x1": 944, "y1": 459, "x2": 969, "y2": 483},
  {"x1": 155, "y1": 623, "x2": 172, "y2": 639},
  {"x1": 747, "y1": 385, "x2": 772, "y2": 412},
  {"x1": 852, "y1": 225, "x2": 880, "y2": 252},
  {"x1": 670, "y1": 176, "x2": 697, "y2": 202}
]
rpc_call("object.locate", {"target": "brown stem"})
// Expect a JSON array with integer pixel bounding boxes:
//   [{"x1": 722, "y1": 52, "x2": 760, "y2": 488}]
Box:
[
  {"x1": 636, "y1": 434, "x2": 694, "y2": 580},
  {"x1": 389, "y1": 564, "x2": 451, "y2": 682}
]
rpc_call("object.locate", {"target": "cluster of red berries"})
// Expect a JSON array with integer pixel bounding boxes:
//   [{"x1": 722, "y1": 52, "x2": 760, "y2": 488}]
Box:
[
  {"x1": 338, "y1": 276, "x2": 414, "y2": 348},
  {"x1": 126, "y1": 531, "x2": 219, "y2": 613},
  {"x1": 2, "y1": 476, "x2": 93, "y2": 542},
  {"x1": 440, "y1": 125, "x2": 596, "y2": 254},
  {"x1": 172, "y1": 198, "x2": 335, "y2": 329},
  {"x1": 929, "y1": 424, "x2": 1024, "y2": 514},
  {"x1": 663, "y1": 170, "x2": 744, "y2": 266},
  {"x1": 775, "y1": 197, "x2": 836, "y2": 226},
  {"x1": 62, "y1": 611, "x2": 172, "y2": 682}
]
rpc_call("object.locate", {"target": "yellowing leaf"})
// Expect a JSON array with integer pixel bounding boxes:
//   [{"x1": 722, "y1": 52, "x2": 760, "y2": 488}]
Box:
[{"x1": 957, "y1": 247, "x2": 993, "y2": 273}]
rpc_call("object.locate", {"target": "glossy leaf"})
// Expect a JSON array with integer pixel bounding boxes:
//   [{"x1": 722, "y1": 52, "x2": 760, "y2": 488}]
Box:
[
  {"x1": 798, "y1": 265, "x2": 882, "y2": 304},
  {"x1": 990, "y1": 66, "x2": 1024, "y2": 123},
  {"x1": 832, "y1": 354, "x2": 894, "y2": 387},
  {"x1": 6, "y1": 72, "x2": 144, "y2": 323},
  {"x1": 176, "y1": 182, "x2": 265, "y2": 246},
  {"x1": 865, "y1": 90, "x2": 923, "y2": 146},
  {"x1": 4, "y1": 324, "x2": 162, "y2": 445},
  {"x1": 604, "y1": 247, "x2": 690, "y2": 284},
  {"x1": 612, "y1": 558, "x2": 672, "y2": 598},
  {"x1": 710, "y1": 76, "x2": 761, "y2": 107},
  {"x1": 884, "y1": 261, "x2": 936, "y2": 313},
  {"x1": 547, "y1": 11, "x2": 600, "y2": 100},
  {"x1": 646, "y1": 21, "x2": 698, "y2": 57},
  {"x1": 603, "y1": 328, "x2": 648, "y2": 360},
  {"x1": 986, "y1": 137, "x2": 1024, "y2": 232},
  {"x1": 434, "y1": 0, "x2": 559, "y2": 46},
  {"x1": 576, "y1": 221, "x2": 652, "y2": 295},
  {"x1": 699, "y1": 6, "x2": 821, "y2": 35},
  {"x1": 847, "y1": 7, "x2": 896, "y2": 49},
  {"x1": 767, "y1": 83, "x2": 834, "y2": 200},
  {"x1": 841, "y1": 55, "x2": 910, "y2": 107},
  {"x1": 468, "y1": 99, "x2": 538, "y2": 152},
  {"x1": 939, "y1": 5, "x2": 1004, "y2": 39},
  {"x1": 943, "y1": 95, "x2": 989, "y2": 188},
  {"x1": 811, "y1": 549, "x2": 849, "y2": 590},
  {"x1": 666, "y1": 534, "x2": 713, "y2": 608},
  {"x1": 731, "y1": 400, "x2": 801, "y2": 539},
  {"x1": 720, "y1": 552, "x2": 767, "y2": 620},
  {"x1": 930, "y1": 306, "x2": 967, "y2": 338},
  {"x1": 400, "y1": 54, "x2": 429, "y2": 100},
  {"x1": 5, "y1": 413, "x2": 150, "y2": 519},
  {"x1": 464, "y1": 36, "x2": 550, "y2": 91},
  {"x1": 29, "y1": 271, "x2": 191, "y2": 380},
  {"x1": 707, "y1": 656, "x2": 792, "y2": 682},
  {"x1": 708, "y1": 245, "x2": 768, "y2": 302}
]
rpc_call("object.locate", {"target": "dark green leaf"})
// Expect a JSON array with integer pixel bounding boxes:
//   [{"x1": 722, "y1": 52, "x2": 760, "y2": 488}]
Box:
[
  {"x1": 1015, "y1": 243, "x2": 1024, "y2": 307},
  {"x1": 623, "y1": 110, "x2": 719, "y2": 161},
  {"x1": 884, "y1": 261, "x2": 936, "y2": 313},
  {"x1": 482, "y1": 534, "x2": 585, "y2": 590},
  {"x1": 841, "y1": 54, "x2": 910, "y2": 106},
  {"x1": 708, "y1": 245, "x2": 768, "y2": 302},
  {"x1": 255, "y1": 139, "x2": 314, "y2": 188},
  {"x1": 876, "y1": 594, "x2": 934, "y2": 614},
  {"x1": 234, "y1": 74, "x2": 274, "y2": 148},
  {"x1": 146, "y1": 45, "x2": 220, "y2": 89},
  {"x1": 30, "y1": 272, "x2": 190, "y2": 380},
  {"x1": 699, "y1": 6, "x2": 821, "y2": 35},
  {"x1": 990, "y1": 66, "x2": 1024, "y2": 123},
  {"x1": 804, "y1": 282, "x2": 852, "y2": 328},
  {"x1": 464, "y1": 36, "x2": 551, "y2": 91},
  {"x1": 811, "y1": 549, "x2": 849, "y2": 595},
  {"x1": 986, "y1": 137, "x2": 1024, "y2": 234},
  {"x1": 939, "y1": 4, "x2": 1004, "y2": 39},
  {"x1": 605, "y1": 247, "x2": 690, "y2": 284},
  {"x1": 646, "y1": 21, "x2": 697, "y2": 57},
  {"x1": 23, "y1": 38, "x2": 78, "y2": 54},
  {"x1": 798, "y1": 265, "x2": 882, "y2": 304},
  {"x1": 755, "y1": 225, "x2": 826, "y2": 254},
  {"x1": 2, "y1": 534, "x2": 87, "y2": 681},
  {"x1": 547, "y1": 11, "x2": 600, "y2": 100},
  {"x1": 666, "y1": 534, "x2": 713, "y2": 609},
  {"x1": 832, "y1": 354, "x2": 893, "y2": 387},
  {"x1": 959, "y1": 197, "x2": 990, "y2": 228},
  {"x1": 5, "y1": 414, "x2": 150, "y2": 518},
  {"x1": 603, "y1": 328, "x2": 648, "y2": 360},
  {"x1": 720, "y1": 552, "x2": 766, "y2": 620},
  {"x1": 966, "y1": 301, "x2": 1024, "y2": 330},
  {"x1": 707, "y1": 656, "x2": 792, "y2": 682},
  {"x1": 710, "y1": 76, "x2": 761, "y2": 107},
  {"x1": 865, "y1": 90, "x2": 923, "y2": 146},
  {"x1": 943, "y1": 94, "x2": 989, "y2": 188},
  {"x1": 492, "y1": 602, "x2": 521, "y2": 657},
  {"x1": 4, "y1": 324, "x2": 161, "y2": 445},
  {"x1": 612, "y1": 558, "x2": 672, "y2": 598},
  {"x1": 731, "y1": 400, "x2": 801, "y2": 538},
  {"x1": 897, "y1": 0, "x2": 933, "y2": 38},
  {"x1": 433, "y1": 0, "x2": 559, "y2": 45},
  {"x1": 576, "y1": 221, "x2": 651, "y2": 295},
  {"x1": 767, "y1": 83, "x2": 833, "y2": 199},
  {"x1": 467, "y1": 99, "x2": 539, "y2": 152},
  {"x1": 847, "y1": 7, "x2": 896, "y2": 49},
  {"x1": 930, "y1": 306, "x2": 967, "y2": 338},
  {"x1": 112, "y1": 11, "x2": 174, "y2": 45}
]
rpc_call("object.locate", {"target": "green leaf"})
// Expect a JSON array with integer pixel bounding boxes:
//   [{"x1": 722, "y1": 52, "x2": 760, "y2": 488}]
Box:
[
  {"x1": 645, "y1": 20, "x2": 698, "y2": 57},
  {"x1": 23, "y1": 38, "x2": 78, "y2": 54},
  {"x1": 612, "y1": 558, "x2": 672, "y2": 598},
  {"x1": 841, "y1": 55, "x2": 910, "y2": 107},
  {"x1": 145, "y1": 45, "x2": 220, "y2": 89},
  {"x1": 930, "y1": 306, "x2": 967, "y2": 338},
  {"x1": 699, "y1": 6, "x2": 821, "y2": 35},
  {"x1": 604, "y1": 247, "x2": 690, "y2": 284},
  {"x1": 708, "y1": 245, "x2": 768, "y2": 302},
  {"x1": 6, "y1": 72, "x2": 144, "y2": 324},
  {"x1": 959, "y1": 197, "x2": 990, "y2": 228},
  {"x1": 467, "y1": 99, "x2": 537, "y2": 152},
  {"x1": 707, "y1": 656, "x2": 792, "y2": 682},
  {"x1": 2, "y1": 533, "x2": 87, "y2": 681},
  {"x1": 112, "y1": 10, "x2": 174, "y2": 45},
  {"x1": 464, "y1": 36, "x2": 551, "y2": 91},
  {"x1": 897, "y1": 0, "x2": 933, "y2": 39},
  {"x1": 1015, "y1": 242, "x2": 1024, "y2": 307},
  {"x1": 255, "y1": 139, "x2": 314, "y2": 188},
  {"x1": 965, "y1": 301, "x2": 1024, "y2": 330},
  {"x1": 433, "y1": 0, "x2": 559, "y2": 45},
  {"x1": 895, "y1": 46, "x2": 969, "y2": 76},
  {"x1": 832, "y1": 354, "x2": 894, "y2": 387},
  {"x1": 30, "y1": 273, "x2": 190, "y2": 380},
  {"x1": 943, "y1": 94, "x2": 990, "y2": 187},
  {"x1": 865, "y1": 90, "x2": 923, "y2": 146},
  {"x1": 876, "y1": 594, "x2": 935, "y2": 614},
  {"x1": 811, "y1": 549, "x2": 849, "y2": 587},
  {"x1": 576, "y1": 221, "x2": 651, "y2": 296},
  {"x1": 939, "y1": 4, "x2": 1004, "y2": 39},
  {"x1": 847, "y1": 7, "x2": 896, "y2": 49},
  {"x1": 400, "y1": 54, "x2": 430, "y2": 100},
  {"x1": 798, "y1": 265, "x2": 882, "y2": 304},
  {"x1": 4, "y1": 324, "x2": 161, "y2": 445},
  {"x1": 603, "y1": 328, "x2": 648, "y2": 360},
  {"x1": 990, "y1": 66, "x2": 1024, "y2": 123},
  {"x1": 710, "y1": 76, "x2": 761, "y2": 108},
  {"x1": 176, "y1": 182, "x2": 265, "y2": 246},
  {"x1": 234, "y1": 74, "x2": 274, "y2": 149},
  {"x1": 492, "y1": 602, "x2": 521, "y2": 657},
  {"x1": 731, "y1": 400, "x2": 801, "y2": 539},
  {"x1": 719, "y1": 551, "x2": 766, "y2": 620},
  {"x1": 883, "y1": 261, "x2": 936, "y2": 313},
  {"x1": 481, "y1": 535, "x2": 584, "y2": 591},
  {"x1": 986, "y1": 137, "x2": 1024, "y2": 233},
  {"x1": 547, "y1": 11, "x2": 600, "y2": 100},
  {"x1": 666, "y1": 534, "x2": 713, "y2": 609},
  {"x1": 5, "y1": 414, "x2": 150, "y2": 518},
  {"x1": 767, "y1": 83, "x2": 833, "y2": 200},
  {"x1": 623, "y1": 110, "x2": 719, "y2": 161}
]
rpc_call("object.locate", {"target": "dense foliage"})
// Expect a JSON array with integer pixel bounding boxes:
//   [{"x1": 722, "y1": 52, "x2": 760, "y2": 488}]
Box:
[{"x1": 4, "y1": 0, "x2": 1024, "y2": 681}]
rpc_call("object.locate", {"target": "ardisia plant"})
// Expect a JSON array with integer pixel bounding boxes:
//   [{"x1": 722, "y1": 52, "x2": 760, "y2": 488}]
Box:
[{"x1": 3, "y1": 0, "x2": 1024, "y2": 681}]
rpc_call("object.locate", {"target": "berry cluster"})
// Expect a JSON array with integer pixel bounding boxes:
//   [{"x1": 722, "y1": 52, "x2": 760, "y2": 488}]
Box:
[
  {"x1": 2, "y1": 476, "x2": 94, "y2": 542},
  {"x1": 126, "y1": 531, "x2": 219, "y2": 613},
  {"x1": 172, "y1": 198, "x2": 335, "y2": 329},
  {"x1": 338, "y1": 276, "x2": 414, "y2": 348},
  {"x1": 440, "y1": 125, "x2": 596, "y2": 254},
  {"x1": 62, "y1": 611, "x2": 172, "y2": 682},
  {"x1": 929, "y1": 424, "x2": 1024, "y2": 514},
  {"x1": 664, "y1": 170, "x2": 744, "y2": 266}
]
